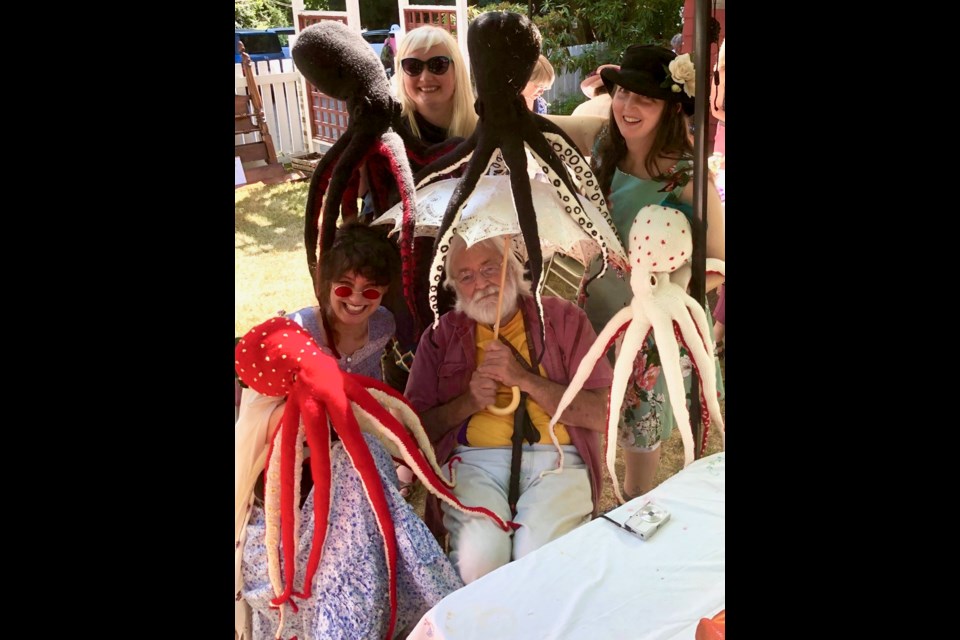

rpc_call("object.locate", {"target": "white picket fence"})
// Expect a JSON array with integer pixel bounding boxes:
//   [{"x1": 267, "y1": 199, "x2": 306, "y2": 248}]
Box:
[
  {"x1": 234, "y1": 43, "x2": 598, "y2": 163},
  {"x1": 235, "y1": 59, "x2": 309, "y2": 163}
]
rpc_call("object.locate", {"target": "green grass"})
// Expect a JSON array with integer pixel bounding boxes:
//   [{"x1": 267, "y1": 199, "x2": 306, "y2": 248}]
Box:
[{"x1": 235, "y1": 180, "x2": 317, "y2": 336}]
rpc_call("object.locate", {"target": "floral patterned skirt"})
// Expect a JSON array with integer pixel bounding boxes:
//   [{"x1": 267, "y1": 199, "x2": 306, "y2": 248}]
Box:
[
  {"x1": 241, "y1": 433, "x2": 463, "y2": 639},
  {"x1": 617, "y1": 330, "x2": 725, "y2": 452}
]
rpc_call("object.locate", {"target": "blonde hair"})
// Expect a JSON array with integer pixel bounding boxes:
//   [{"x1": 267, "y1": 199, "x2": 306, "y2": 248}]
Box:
[
  {"x1": 528, "y1": 54, "x2": 555, "y2": 89},
  {"x1": 395, "y1": 26, "x2": 478, "y2": 140}
]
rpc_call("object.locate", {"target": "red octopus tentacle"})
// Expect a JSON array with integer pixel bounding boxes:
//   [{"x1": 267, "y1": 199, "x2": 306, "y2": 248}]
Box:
[
  {"x1": 304, "y1": 131, "x2": 353, "y2": 282},
  {"x1": 374, "y1": 133, "x2": 421, "y2": 333},
  {"x1": 295, "y1": 394, "x2": 332, "y2": 600},
  {"x1": 332, "y1": 377, "x2": 399, "y2": 640},
  {"x1": 348, "y1": 377, "x2": 511, "y2": 532},
  {"x1": 273, "y1": 386, "x2": 305, "y2": 606}
]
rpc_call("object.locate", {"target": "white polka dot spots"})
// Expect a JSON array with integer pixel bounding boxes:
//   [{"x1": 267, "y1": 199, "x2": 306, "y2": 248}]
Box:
[{"x1": 265, "y1": 356, "x2": 271, "y2": 362}]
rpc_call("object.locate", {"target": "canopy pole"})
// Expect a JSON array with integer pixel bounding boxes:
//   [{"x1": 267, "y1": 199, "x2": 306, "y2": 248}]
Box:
[{"x1": 689, "y1": 0, "x2": 712, "y2": 459}]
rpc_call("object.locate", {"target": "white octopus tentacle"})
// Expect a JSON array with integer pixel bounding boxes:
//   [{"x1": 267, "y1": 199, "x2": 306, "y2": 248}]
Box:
[
  {"x1": 428, "y1": 220, "x2": 463, "y2": 328},
  {"x1": 642, "y1": 284, "x2": 696, "y2": 468},
  {"x1": 291, "y1": 426, "x2": 305, "y2": 571},
  {"x1": 542, "y1": 306, "x2": 634, "y2": 498},
  {"x1": 263, "y1": 426, "x2": 286, "y2": 636},
  {"x1": 671, "y1": 293, "x2": 725, "y2": 448},
  {"x1": 607, "y1": 316, "x2": 651, "y2": 504},
  {"x1": 351, "y1": 388, "x2": 452, "y2": 486}
]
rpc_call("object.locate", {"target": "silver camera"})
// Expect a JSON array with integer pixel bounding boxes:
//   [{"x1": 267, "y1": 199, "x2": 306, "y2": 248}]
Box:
[{"x1": 625, "y1": 502, "x2": 671, "y2": 540}]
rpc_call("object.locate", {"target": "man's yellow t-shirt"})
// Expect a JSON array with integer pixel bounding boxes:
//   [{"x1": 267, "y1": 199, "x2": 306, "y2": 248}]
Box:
[{"x1": 466, "y1": 311, "x2": 571, "y2": 447}]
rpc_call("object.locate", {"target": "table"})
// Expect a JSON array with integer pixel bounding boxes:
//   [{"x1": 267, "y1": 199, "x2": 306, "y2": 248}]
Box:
[{"x1": 407, "y1": 453, "x2": 725, "y2": 640}]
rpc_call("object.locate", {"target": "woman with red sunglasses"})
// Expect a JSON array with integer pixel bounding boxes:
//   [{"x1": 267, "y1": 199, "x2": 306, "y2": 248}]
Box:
[{"x1": 304, "y1": 221, "x2": 399, "y2": 377}]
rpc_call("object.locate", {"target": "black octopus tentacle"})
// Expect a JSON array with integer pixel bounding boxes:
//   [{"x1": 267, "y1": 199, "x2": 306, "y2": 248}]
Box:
[
  {"x1": 427, "y1": 137, "x2": 500, "y2": 326},
  {"x1": 303, "y1": 130, "x2": 353, "y2": 281},
  {"x1": 318, "y1": 132, "x2": 376, "y2": 254},
  {"x1": 500, "y1": 137, "x2": 546, "y2": 364}
]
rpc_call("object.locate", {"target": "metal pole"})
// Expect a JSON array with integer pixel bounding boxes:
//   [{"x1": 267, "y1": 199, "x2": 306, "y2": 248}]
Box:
[{"x1": 689, "y1": 0, "x2": 710, "y2": 458}]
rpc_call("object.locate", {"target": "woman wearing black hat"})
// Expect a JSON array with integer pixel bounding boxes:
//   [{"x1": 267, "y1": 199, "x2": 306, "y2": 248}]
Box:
[{"x1": 547, "y1": 44, "x2": 725, "y2": 499}]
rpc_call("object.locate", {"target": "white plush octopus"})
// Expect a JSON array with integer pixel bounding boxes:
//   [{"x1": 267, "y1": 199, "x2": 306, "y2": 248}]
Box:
[{"x1": 547, "y1": 204, "x2": 725, "y2": 504}]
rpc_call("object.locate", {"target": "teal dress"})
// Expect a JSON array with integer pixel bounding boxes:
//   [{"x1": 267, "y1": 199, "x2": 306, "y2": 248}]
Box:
[{"x1": 583, "y1": 162, "x2": 723, "y2": 451}]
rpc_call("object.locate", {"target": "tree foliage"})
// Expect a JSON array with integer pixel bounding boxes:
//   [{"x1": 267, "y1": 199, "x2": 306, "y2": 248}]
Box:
[
  {"x1": 304, "y1": 0, "x2": 400, "y2": 30},
  {"x1": 235, "y1": 0, "x2": 293, "y2": 29},
  {"x1": 470, "y1": 0, "x2": 683, "y2": 76}
]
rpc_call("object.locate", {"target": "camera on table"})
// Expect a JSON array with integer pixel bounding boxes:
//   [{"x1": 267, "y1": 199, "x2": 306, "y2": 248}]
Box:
[{"x1": 625, "y1": 502, "x2": 671, "y2": 540}]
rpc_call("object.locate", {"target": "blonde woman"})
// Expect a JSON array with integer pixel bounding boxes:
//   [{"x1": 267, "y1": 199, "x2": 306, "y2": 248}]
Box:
[
  {"x1": 394, "y1": 25, "x2": 477, "y2": 146},
  {"x1": 521, "y1": 54, "x2": 555, "y2": 113}
]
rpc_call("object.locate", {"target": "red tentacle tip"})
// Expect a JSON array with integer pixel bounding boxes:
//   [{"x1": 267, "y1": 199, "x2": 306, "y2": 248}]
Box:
[{"x1": 507, "y1": 521, "x2": 522, "y2": 531}]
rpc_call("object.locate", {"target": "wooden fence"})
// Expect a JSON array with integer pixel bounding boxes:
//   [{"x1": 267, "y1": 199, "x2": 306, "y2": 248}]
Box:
[{"x1": 234, "y1": 59, "x2": 308, "y2": 162}]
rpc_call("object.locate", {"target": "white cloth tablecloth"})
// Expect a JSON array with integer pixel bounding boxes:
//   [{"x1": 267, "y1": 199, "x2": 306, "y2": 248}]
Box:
[{"x1": 407, "y1": 452, "x2": 725, "y2": 640}]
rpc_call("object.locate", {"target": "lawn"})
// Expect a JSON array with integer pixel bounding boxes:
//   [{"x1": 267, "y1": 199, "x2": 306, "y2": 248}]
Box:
[
  {"x1": 236, "y1": 179, "x2": 725, "y2": 515},
  {"x1": 235, "y1": 180, "x2": 316, "y2": 336}
]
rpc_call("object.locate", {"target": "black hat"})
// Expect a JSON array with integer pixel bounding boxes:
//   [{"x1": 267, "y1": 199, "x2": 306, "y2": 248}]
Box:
[{"x1": 601, "y1": 44, "x2": 695, "y2": 115}]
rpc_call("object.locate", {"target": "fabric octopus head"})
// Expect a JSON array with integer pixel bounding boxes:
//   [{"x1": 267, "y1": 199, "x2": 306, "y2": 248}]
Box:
[
  {"x1": 293, "y1": 21, "x2": 398, "y2": 126},
  {"x1": 628, "y1": 204, "x2": 691, "y2": 278},
  {"x1": 468, "y1": 11, "x2": 542, "y2": 101}
]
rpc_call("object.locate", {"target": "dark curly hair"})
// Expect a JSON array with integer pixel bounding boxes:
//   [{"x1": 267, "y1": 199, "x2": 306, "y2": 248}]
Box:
[
  {"x1": 591, "y1": 93, "x2": 692, "y2": 196},
  {"x1": 316, "y1": 221, "x2": 400, "y2": 309}
]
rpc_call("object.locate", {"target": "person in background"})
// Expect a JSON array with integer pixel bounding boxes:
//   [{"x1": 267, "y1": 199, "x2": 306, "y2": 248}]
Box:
[
  {"x1": 381, "y1": 34, "x2": 395, "y2": 78},
  {"x1": 670, "y1": 32, "x2": 683, "y2": 54},
  {"x1": 405, "y1": 234, "x2": 612, "y2": 585},
  {"x1": 521, "y1": 54, "x2": 555, "y2": 114},
  {"x1": 571, "y1": 63, "x2": 619, "y2": 118}
]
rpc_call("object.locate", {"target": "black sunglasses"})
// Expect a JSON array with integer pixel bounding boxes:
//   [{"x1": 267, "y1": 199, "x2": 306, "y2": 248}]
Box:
[{"x1": 400, "y1": 55, "x2": 452, "y2": 77}]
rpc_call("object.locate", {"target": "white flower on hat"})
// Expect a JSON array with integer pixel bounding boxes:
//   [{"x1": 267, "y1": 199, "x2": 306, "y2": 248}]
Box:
[{"x1": 668, "y1": 53, "x2": 696, "y2": 98}]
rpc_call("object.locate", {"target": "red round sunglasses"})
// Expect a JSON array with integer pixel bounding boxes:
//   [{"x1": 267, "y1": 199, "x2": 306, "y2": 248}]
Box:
[{"x1": 334, "y1": 285, "x2": 382, "y2": 300}]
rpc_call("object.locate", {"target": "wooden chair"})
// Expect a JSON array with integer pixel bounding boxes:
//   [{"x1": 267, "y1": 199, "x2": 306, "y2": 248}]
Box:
[{"x1": 235, "y1": 41, "x2": 277, "y2": 165}]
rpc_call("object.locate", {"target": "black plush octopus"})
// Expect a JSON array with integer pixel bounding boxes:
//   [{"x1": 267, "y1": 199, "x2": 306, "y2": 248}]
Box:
[
  {"x1": 292, "y1": 22, "x2": 460, "y2": 338},
  {"x1": 415, "y1": 11, "x2": 622, "y2": 364}
]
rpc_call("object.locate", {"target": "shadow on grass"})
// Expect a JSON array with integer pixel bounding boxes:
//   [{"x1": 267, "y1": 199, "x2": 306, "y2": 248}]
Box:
[{"x1": 235, "y1": 181, "x2": 310, "y2": 256}]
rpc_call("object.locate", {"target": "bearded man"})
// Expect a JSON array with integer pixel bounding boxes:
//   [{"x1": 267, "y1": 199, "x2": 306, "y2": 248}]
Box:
[{"x1": 405, "y1": 234, "x2": 613, "y2": 584}]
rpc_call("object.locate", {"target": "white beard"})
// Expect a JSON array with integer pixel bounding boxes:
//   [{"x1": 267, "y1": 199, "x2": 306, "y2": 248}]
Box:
[{"x1": 458, "y1": 277, "x2": 519, "y2": 326}]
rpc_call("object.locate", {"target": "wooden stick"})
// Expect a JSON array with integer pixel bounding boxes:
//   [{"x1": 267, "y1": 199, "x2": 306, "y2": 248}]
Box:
[
  {"x1": 487, "y1": 234, "x2": 520, "y2": 416},
  {"x1": 492, "y1": 235, "x2": 511, "y2": 339}
]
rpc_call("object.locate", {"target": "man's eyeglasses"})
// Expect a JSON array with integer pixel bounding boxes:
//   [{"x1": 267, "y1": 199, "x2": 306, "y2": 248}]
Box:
[
  {"x1": 456, "y1": 264, "x2": 501, "y2": 286},
  {"x1": 400, "y1": 55, "x2": 452, "y2": 77},
  {"x1": 333, "y1": 285, "x2": 382, "y2": 300}
]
